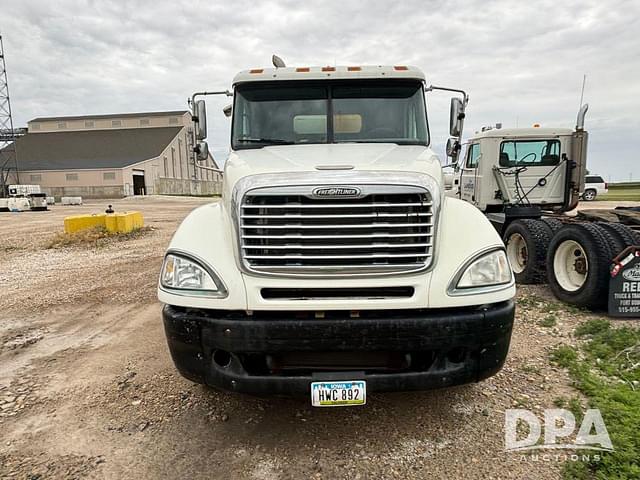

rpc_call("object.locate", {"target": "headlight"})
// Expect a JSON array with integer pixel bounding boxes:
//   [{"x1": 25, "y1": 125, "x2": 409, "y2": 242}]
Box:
[
  {"x1": 160, "y1": 253, "x2": 227, "y2": 297},
  {"x1": 452, "y1": 249, "x2": 512, "y2": 293}
]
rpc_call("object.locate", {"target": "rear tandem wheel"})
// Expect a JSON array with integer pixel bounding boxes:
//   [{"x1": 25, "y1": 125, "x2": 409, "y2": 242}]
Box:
[
  {"x1": 503, "y1": 219, "x2": 552, "y2": 284},
  {"x1": 546, "y1": 223, "x2": 613, "y2": 310}
]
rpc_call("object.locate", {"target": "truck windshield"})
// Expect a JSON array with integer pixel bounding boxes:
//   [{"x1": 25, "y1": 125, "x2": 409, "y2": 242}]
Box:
[{"x1": 232, "y1": 80, "x2": 429, "y2": 149}]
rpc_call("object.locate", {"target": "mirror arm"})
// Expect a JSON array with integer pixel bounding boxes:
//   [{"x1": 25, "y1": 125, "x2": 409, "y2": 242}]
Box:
[
  {"x1": 425, "y1": 85, "x2": 469, "y2": 107},
  {"x1": 188, "y1": 90, "x2": 234, "y2": 127},
  {"x1": 189, "y1": 90, "x2": 233, "y2": 110},
  {"x1": 426, "y1": 85, "x2": 469, "y2": 165},
  {"x1": 188, "y1": 90, "x2": 233, "y2": 175}
]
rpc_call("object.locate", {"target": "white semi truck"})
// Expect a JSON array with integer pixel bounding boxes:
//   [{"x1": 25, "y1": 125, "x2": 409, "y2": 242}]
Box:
[
  {"x1": 158, "y1": 63, "x2": 516, "y2": 405},
  {"x1": 445, "y1": 111, "x2": 640, "y2": 310}
]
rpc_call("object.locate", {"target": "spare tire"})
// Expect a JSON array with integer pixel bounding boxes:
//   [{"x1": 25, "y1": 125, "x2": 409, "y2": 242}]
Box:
[
  {"x1": 546, "y1": 223, "x2": 613, "y2": 309},
  {"x1": 503, "y1": 219, "x2": 552, "y2": 284}
]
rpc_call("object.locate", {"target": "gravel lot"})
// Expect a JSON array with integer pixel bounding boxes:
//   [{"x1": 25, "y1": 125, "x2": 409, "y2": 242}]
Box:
[{"x1": 0, "y1": 197, "x2": 633, "y2": 479}]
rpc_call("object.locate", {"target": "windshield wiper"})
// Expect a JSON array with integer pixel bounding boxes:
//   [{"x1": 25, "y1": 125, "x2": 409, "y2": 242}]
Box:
[{"x1": 237, "y1": 137, "x2": 294, "y2": 145}]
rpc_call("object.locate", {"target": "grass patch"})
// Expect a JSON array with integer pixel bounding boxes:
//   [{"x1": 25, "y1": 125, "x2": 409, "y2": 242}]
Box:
[
  {"x1": 517, "y1": 295, "x2": 543, "y2": 308},
  {"x1": 541, "y1": 302, "x2": 562, "y2": 313},
  {"x1": 564, "y1": 304, "x2": 589, "y2": 315},
  {"x1": 553, "y1": 396, "x2": 585, "y2": 422},
  {"x1": 549, "y1": 319, "x2": 640, "y2": 479},
  {"x1": 539, "y1": 314, "x2": 558, "y2": 328},
  {"x1": 599, "y1": 185, "x2": 640, "y2": 202},
  {"x1": 549, "y1": 345, "x2": 578, "y2": 367},
  {"x1": 47, "y1": 226, "x2": 153, "y2": 249}
]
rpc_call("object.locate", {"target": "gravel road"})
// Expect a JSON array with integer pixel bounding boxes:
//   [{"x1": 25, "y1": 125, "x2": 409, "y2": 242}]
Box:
[{"x1": 0, "y1": 197, "x2": 625, "y2": 479}]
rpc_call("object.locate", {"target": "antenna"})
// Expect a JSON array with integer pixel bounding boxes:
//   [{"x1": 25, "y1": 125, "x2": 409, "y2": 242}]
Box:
[{"x1": 0, "y1": 34, "x2": 21, "y2": 194}]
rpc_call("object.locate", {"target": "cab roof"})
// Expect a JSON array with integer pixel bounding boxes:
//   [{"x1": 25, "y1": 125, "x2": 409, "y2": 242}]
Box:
[
  {"x1": 232, "y1": 65, "x2": 426, "y2": 85},
  {"x1": 469, "y1": 127, "x2": 575, "y2": 140}
]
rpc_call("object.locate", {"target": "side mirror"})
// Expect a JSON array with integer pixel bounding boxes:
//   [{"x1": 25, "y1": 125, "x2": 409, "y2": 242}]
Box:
[
  {"x1": 449, "y1": 97, "x2": 465, "y2": 137},
  {"x1": 223, "y1": 104, "x2": 232, "y2": 118},
  {"x1": 445, "y1": 137, "x2": 460, "y2": 158},
  {"x1": 195, "y1": 141, "x2": 209, "y2": 161},
  {"x1": 195, "y1": 100, "x2": 207, "y2": 140}
]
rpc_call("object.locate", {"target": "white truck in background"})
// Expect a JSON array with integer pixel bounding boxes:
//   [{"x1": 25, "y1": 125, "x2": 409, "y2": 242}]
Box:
[
  {"x1": 445, "y1": 109, "x2": 640, "y2": 310},
  {"x1": 158, "y1": 62, "x2": 516, "y2": 405}
]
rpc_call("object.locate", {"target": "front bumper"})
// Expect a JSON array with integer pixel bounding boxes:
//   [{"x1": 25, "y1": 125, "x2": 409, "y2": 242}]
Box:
[{"x1": 162, "y1": 300, "x2": 515, "y2": 396}]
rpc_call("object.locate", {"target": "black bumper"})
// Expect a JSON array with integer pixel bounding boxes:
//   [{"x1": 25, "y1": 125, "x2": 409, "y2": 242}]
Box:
[{"x1": 162, "y1": 300, "x2": 515, "y2": 396}]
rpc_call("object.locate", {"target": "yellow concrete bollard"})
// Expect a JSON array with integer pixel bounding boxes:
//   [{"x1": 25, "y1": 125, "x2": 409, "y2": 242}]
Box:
[
  {"x1": 105, "y1": 212, "x2": 144, "y2": 233},
  {"x1": 63, "y1": 214, "x2": 106, "y2": 234},
  {"x1": 64, "y1": 211, "x2": 143, "y2": 234}
]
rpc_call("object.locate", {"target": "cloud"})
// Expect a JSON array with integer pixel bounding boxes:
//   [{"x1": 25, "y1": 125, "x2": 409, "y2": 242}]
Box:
[{"x1": 1, "y1": 0, "x2": 638, "y2": 179}]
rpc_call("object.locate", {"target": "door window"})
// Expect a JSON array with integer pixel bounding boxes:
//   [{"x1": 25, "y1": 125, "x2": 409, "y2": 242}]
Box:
[{"x1": 466, "y1": 144, "x2": 480, "y2": 168}]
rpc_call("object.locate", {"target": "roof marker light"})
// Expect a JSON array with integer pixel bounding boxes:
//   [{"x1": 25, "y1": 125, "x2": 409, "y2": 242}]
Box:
[
  {"x1": 394, "y1": 65, "x2": 408, "y2": 71},
  {"x1": 296, "y1": 67, "x2": 310, "y2": 72},
  {"x1": 533, "y1": 123, "x2": 541, "y2": 128},
  {"x1": 249, "y1": 69, "x2": 263, "y2": 74},
  {"x1": 322, "y1": 66, "x2": 336, "y2": 72},
  {"x1": 347, "y1": 66, "x2": 361, "y2": 71}
]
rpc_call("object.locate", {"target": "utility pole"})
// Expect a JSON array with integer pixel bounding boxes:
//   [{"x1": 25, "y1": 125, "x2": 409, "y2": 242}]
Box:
[{"x1": 0, "y1": 34, "x2": 21, "y2": 195}]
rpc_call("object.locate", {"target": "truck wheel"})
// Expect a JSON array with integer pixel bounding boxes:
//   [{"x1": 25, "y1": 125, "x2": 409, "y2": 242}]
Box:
[
  {"x1": 546, "y1": 223, "x2": 612, "y2": 309},
  {"x1": 504, "y1": 219, "x2": 551, "y2": 284},
  {"x1": 596, "y1": 222, "x2": 640, "y2": 251},
  {"x1": 540, "y1": 217, "x2": 563, "y2": 233},
  {"x1": 583, "y1": 189, "x2": 597, "y2": 201}
]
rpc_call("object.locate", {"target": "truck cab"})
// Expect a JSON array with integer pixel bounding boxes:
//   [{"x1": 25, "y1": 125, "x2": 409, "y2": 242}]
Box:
[
  {"x1": 453, "y1": 119, "x2": 588, "y2": 219},
  {"x1": 158, "y1": 64, "x2": 515, "y2": 405},
  {"x1": 460, "y1": 128, "x2": 579, "y2": 210}
]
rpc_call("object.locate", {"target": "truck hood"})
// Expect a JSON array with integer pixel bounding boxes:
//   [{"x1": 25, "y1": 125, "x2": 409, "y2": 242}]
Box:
[{"x1": 223, "y1": 143, "x2": 443, "y2": 198}]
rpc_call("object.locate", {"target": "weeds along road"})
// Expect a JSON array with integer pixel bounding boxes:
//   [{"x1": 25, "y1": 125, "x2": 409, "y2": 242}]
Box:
[{"x1": 0, "y1": 196, "x2": 632, "y2": 479}]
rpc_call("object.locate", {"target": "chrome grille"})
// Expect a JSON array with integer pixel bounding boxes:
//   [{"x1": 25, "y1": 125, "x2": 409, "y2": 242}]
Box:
[{"x1": 239, "y1": 186, "x2": 434, "y2": 275}]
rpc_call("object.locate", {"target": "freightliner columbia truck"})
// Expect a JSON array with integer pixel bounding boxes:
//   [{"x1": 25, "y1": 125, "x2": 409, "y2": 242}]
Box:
[{"x1": 158, "y1": 62, "x2": 516, "y2": 407}]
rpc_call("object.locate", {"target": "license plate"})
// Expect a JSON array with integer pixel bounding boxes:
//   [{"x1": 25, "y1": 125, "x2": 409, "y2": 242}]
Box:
[{"x1": 310, "y1": 380, "x2": 366, "y2": 407}]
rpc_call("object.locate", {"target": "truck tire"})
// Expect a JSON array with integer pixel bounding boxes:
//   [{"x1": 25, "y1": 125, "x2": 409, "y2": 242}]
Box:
[
  {"x1": 582, "y1": 189, "x2": 597, "y2": 201},
  {"x1": 546, "y1": 223, "x2": 612, "y2": 309},
  {"x1": 540, "y1": 217, "x2": 563, "y2": 233},
  {"x1": 596, "y1": 222, "x2": 640, "y2": 251},
  {"x1": 504, "y1": 219, "x2": 551, "y2": 284}
]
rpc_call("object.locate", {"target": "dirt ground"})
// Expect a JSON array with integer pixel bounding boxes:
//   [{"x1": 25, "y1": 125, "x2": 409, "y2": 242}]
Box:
[{"x1": 0, "y1": 197, "x2": 633, "y2": 479}]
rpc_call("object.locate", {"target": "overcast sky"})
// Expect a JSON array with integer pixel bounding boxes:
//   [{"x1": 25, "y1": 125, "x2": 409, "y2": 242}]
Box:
[{"x1": 2, "y1": 0, "x2": 639, "y2": 180}]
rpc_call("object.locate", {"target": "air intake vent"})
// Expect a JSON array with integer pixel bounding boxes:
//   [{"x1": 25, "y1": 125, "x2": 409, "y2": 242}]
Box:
[{"x1": 239, "y1": 185, "x2": 434, "y2": 275}]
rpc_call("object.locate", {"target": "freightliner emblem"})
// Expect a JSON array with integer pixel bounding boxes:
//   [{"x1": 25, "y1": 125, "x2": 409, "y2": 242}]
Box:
[{"x1": 312, "y1": 186, "x2": 361, "y2": 198}]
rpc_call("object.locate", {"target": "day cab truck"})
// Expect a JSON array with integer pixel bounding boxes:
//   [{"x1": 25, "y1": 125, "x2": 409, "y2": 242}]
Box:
[
  {"x1": 158, "y1": 63, "x2": 515, "y2": 406},
  {"x1": 444, "y1": 110, "x2": 640, "y2": 311}
]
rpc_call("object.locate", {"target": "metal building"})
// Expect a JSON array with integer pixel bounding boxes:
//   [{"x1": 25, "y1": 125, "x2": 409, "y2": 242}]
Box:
[{"x1": 0, "y1": 110, "x2": 221, "y2": 198}]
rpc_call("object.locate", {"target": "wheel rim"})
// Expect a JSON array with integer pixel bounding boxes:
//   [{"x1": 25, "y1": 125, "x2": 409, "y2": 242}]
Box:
[
  {"x1": 553, "y1": 240, "x2": 588, "y2": 292},
  {"x1": 506, "y1": 233, "x2": 528, "y2": 274},
  {"x1": 584, "y1": 190, "x2": 595, "y2": 200}
]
